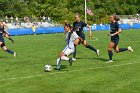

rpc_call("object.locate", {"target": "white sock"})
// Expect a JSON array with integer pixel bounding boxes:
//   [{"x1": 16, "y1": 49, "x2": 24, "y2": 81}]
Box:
[
  {"x1": 56, "y1": 58, "x2": 61, "y2": 69},
  {"x1": 61, "y1": 56, "x2": 69, "y2": 61}
]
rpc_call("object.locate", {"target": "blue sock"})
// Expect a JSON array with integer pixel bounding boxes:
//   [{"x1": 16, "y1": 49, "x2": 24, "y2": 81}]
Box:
[
  {"x1": 108, "y1": 50, "x2": 113, "y2": 60},
  {"x1": 6, "y1": 49, "x2": 14, "y2": 54},
  {"x1": 86, "y1": 45, "x2": 97, "y2": 52},
  {"x1": 73, "y1": 44, "x2": 76, "y2": 59},
  {"x1": 119, "y1": 48, "x2": 128, "y2": 52}
]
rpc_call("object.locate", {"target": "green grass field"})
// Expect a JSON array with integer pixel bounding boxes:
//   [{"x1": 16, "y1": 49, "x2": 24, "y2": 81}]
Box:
[{"x1": 0, "y1": 29, "x2": 140, "y2": 93}]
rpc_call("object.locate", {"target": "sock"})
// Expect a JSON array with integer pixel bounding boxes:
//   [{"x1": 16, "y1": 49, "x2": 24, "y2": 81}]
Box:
[
  {"x1": 61, "y1": 56, "x2": 69, "y2": 61},
  {"x1": 8, "y1": 38, "x2": 14, "y2": 43},
  {"x1": 73, "y1": 44, "x2": 76, "y2": 59},
  {"x1": 108, "y1": 50, "x2": 113, "y2": 60},
  {"x1": 86, "y1": 45, "x2": 97, "y2": 52},
  {"x1": 6, "y1": 49, "x2": 14, "y2": 54},
  {"x1": 119, "y1": 48, "x2": 128, "y2": 52},
  {"x1": 56, "y1": 58, "x2": 61, "y2": 69},
  {"x1": 8, "y1": 38, "x2": 13, "y2": 41}
]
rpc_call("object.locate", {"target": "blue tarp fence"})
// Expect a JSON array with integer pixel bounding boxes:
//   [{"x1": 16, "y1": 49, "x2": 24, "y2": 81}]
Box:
[{"x1": 9, "y1": 24, "x2": 140, "y2": 36}]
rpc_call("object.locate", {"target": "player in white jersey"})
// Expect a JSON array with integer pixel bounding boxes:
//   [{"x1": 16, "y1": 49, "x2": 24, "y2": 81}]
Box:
[{"x1": 56, "y1": 23, "x2": 82, "y2": 70}]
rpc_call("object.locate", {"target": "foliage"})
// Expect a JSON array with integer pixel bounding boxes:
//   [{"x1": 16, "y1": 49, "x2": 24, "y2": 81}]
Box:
[{"x1": 0, "y1": 0, "x2": 139, "y2": 24}]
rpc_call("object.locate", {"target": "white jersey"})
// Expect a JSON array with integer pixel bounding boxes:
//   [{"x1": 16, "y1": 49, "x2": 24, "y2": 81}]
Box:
[{"x1": 67, "y1": 31, "x2": 79, "y2": 50}]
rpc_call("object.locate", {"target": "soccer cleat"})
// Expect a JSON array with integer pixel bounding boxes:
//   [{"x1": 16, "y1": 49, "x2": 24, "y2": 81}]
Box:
[
  {"x1": 106, "y1": 60, "x2": 114, "y2": 63},
  {"x1": 14, "y1": 52, "x2": 16, "y2": 57},
  {"x1": 68, "y1": 58, "x2": 72, "y2": 66},
  {"x1": 96, "y1": 49, "x2": 100, "y2": 56},
  {"x1": 72, "y1": 58, "x2": 76, "y2": 61},
  {"x1": 128, "y1": 46, "x2": 133, "y2": 52},
  {"x1": 54, "y1": 68, "x2": 60, "y2": 70}
]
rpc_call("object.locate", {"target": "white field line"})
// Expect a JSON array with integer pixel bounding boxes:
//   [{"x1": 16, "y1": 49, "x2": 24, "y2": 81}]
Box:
[{"x1": 0, "y1": 62, "x2": 139, "y2": 83}]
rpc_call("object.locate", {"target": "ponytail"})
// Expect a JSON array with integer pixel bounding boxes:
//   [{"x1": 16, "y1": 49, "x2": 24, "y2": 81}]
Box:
[{"x1": 112, "y1": 14, "x2": 120, "y2": 21}]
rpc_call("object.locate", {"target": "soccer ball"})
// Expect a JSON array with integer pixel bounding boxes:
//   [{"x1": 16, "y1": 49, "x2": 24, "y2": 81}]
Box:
[{"x1": 44, "y1": 65, "x2": 52, "y2": 72}]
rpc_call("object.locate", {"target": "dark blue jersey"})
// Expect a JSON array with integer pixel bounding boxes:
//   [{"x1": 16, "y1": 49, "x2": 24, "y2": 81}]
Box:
[
  {"x1": 73, "y1": 21, "x2": 87, "y2": 36},
  {"x1": 0, "y1": 26, "x2": 5, "y2": 42},
  {"x1": 110, "y1": 21, "x2": 119, "y2": 34},
  {"x1": 0, "y1": 26, "x2": 5, "y2": 37},
  {"x1": 110, "y1": 21, "x2": 120, "y2": 45}
]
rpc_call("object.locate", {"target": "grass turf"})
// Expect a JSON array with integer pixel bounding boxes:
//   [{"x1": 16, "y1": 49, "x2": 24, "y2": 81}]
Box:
[{"x1": 0, "y1": 29, "x2": 140, "y2": 93}]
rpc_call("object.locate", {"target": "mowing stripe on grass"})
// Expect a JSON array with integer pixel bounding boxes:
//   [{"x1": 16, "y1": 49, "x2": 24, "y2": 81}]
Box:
[{"x1": 0, "y1": 62, "x2": 139, "y2": 82}]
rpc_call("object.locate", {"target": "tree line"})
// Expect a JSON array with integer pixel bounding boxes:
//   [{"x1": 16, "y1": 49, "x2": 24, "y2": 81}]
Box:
[{"x1": 0, "y1": 0, "x2": 140, "y2": 24}]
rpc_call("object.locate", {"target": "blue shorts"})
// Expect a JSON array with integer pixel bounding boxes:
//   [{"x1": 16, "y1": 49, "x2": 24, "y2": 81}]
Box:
[
  {"x1": 111, "y1": 37, "x2": 119, "y2": 45},
  {"x1": 0, "y1": 37, "x2": 4, "y2": 43},
  {"x1": 78, "y1": 33, "x2": 85, "y2": 40}
]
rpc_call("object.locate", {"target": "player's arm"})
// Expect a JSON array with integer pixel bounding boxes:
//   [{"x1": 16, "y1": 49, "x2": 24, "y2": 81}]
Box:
[
  {"x1": 83, "y1": 22, "x2": 92, "y2": 38},
  {"x1": 108, "y1": 28, "x2": 122, "y2": 37},
  {"x1": 74, "y1": 31, "x2": 83, "y2": 43},
  {"x1": 87, "y1": 24, "x2": 92, "y2": 38},
  {"x1": 110, "y1": 22, "x2": 122, "y2": 36},
  {"x1": 4, "y1": 28, "x2": 14, "y2": 44},
  {"x1": 112, "y1": 28, "x2": 121, "y2": 36}
]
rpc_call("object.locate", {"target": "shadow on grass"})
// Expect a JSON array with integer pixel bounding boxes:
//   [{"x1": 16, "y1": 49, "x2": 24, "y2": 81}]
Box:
[
  {"x1": 55, "y1": 90, "x2": 96, "y2": 93},
  {"x1": 52, "y1": 65, "x2": 69, "y2": 71},
  {"x1": 76, "y1": 57, "x2": 109, "y2": 62}
]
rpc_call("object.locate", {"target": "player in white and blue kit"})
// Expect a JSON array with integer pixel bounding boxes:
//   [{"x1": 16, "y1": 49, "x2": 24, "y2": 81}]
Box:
[{"x1": 56, "y1": 23, "x2": 81, "y2": 70}]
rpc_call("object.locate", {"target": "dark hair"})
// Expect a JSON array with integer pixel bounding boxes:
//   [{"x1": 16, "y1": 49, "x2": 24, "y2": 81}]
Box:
[
  {"x1": 111, "y1": 14, "x2": 120, "y2": 21},
  {"x1": 64, "y1": 22, "x2": 73, "y2": 30}
]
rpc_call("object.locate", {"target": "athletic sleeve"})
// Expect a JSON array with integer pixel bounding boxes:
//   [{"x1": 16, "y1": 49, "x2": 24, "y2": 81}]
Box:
[
  {"x1": 73, "y1": 22, "x2": 76, "y2": 30},
  {"x1": 115, "y1": 21, "x2": 120, "y2": 31},
  {"x1": 82, "y1": 22, "x2": 87, "y2": 27},
  {"x1": 73, "y1": 32, "x2": 79, "y2": 39}
]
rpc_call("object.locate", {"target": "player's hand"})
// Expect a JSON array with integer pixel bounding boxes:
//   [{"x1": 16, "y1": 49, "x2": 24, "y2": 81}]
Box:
[{"x1": 108, "y1": 33, "x2": 114, "y2": 37}]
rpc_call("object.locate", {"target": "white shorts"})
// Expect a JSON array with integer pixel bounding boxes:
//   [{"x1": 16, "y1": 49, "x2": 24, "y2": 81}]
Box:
[{"x1": 62, "y1": 46, "x2": 74, "y2": 56}]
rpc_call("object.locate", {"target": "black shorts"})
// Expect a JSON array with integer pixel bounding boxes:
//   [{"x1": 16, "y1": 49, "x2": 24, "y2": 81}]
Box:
[
  {"x1": 0, "y1": 37, "x2": 4, "y2": 43},
  {"x1": 111, "y1": 37, "x2": 119, "y2": 45},
  {"x1": 78, "y1": 33, "x2": 85, "y2": 41},
  {"x1": 0, "y1": 37, "x2": 5, "y2": 47}
]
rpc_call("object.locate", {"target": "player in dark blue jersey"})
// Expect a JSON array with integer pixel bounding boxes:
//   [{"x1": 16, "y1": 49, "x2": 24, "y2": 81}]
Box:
[
  {"x1": 73, "y1": 13, "x2": 99, "y2": 61},
  {"x1": 0, "y1": 20, "x2": 16, "y2": 57},
  {"x1": 3, "y1": 22, "x2": 14, "y2": 43},
  {"x1": 107, "y1": 14, "x2": 133, "y2": 62}
]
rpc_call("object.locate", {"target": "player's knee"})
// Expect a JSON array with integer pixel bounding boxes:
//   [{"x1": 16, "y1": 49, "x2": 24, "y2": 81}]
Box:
[
  {"x1": 115, "y1": 49, "x2": 119, "y2": 53},
  {"x1": 2, "y1": 47, "x2": 7, "y2": 51},
  {"x1": 108, "y1": 47, "x2": 112, "y2": 51},
  {"x1": 83, "y1": 43, "x2": 88, "y2": 47},
  {"x1": 85, "y1": 44, "x2": 88, "y2": 48}
]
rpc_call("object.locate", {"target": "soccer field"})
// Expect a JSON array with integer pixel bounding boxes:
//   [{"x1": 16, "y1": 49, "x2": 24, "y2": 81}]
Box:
[{"x1": 0, "y1": 29, "x2": 140, "y2": 93}]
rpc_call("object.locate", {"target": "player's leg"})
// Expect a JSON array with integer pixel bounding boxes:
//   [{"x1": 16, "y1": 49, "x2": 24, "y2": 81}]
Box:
[
  {"x1": 56, "y1": 52, "x2": 62, "y2": 70},
  {"x1": 113, "y1": 38, "x2": 133, "y2": 53},
  {"x1": 114, "y1": 46, "x2": 133, "y2": 53},
  {"x1": 61, "y1": 48, "x2": 73, "y2": 66},
  {"x1": 4, "y1": 34, "x2": 14, "y2": 43},
  {"x1": 1, "y1": 43, "x2": 16, "y2": 57},
  {"x1": 82, "y1": 40, "x2": 99, "y2": 56},
  {"x1": 72, "y1": 44, "x2": 76, "y2": 61},
  {"x1": 73, "y1": 38, "x2": 80, "y2": 61},
  {"x1": 56, "y1": 47, "x2": 73, "y2": 70},
  {"x1": 107, "y1": 42, "x2": 115, "y2": 62},
  {"x1": 114, "y1": 45, "x2": 128, "y2": 53},
  {"x1": 114, "y1": 45, "x2": 119, "y2": 53}
]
